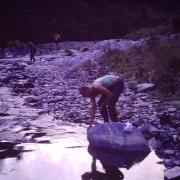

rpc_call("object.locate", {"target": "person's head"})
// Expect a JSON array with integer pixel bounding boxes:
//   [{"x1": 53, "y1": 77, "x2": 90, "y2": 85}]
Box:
[{"x1": 79, "y1": 85, "x2": 93, "y2": 97}]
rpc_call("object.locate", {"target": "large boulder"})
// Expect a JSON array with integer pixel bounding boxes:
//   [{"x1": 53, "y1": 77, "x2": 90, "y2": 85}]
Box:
[{"x1": 87, "y1": 122, "x2": 150, "y2": 154}]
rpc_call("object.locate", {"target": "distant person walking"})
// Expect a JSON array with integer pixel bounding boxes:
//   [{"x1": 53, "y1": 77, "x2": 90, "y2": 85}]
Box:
[
  {"x1": 79, "y1": 75, "x2": 124, "y2": 128},
  {"x1": 28, "y1": 42, "x2": 37, "y2": 62},
  {"x1": 54, "y1": 33, "x2": 61, "y2": 49}
]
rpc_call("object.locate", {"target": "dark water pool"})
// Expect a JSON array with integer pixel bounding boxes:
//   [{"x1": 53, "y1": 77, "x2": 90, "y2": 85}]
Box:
[{"x1": 0, "y1": 125, "x2": 165, "y2": 180}]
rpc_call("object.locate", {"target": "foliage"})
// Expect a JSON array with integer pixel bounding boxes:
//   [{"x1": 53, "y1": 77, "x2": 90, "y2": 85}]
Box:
[
  {"x1": 6, "y1": 40, "x2": 26, "y2": 49},
  {"x1": 98, "y1": 36, "x2": 180, "y2": 97},
  {"x1": 126, "y1": 25, "x2": 172, "y2": 40}
]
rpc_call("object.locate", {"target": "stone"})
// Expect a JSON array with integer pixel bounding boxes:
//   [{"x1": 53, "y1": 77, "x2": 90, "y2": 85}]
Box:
[
  {"x1": 164, "y1": 166, "x2": 180, "y2": 180},
  {"x1": 173, "y1": 111, "x2": 180, "y2": 121},
  {"x1": 133, "y1": 102, "x2": 150, "y2": 108},
  {"x1": 148, "y1": 137, "x2": 162, "y2": 150},
  {"x1": 140, "y1": 124, "x2": 160, "y2": 136},
  {"x1": 88, "y1": 145, "x2": 150, "y2": 168},
  {"x1": 80, "y1": 47, "x2": 89, "y2": 52},
  {"x1": 25, "y1": 97, "x2": 39, "y2": 103},
  {"x1": 136, "y1": 83, "x2": 155, "y2": 92},
  {"x1": 173, "y1": 160, "x2": 180, "y2": 166},
  {"x1": 164, "y1": 149, "x2": 175, "y2": 157},
  {"x1": 87, "y1": 122, "x2": 150, "y2": 154},
  {"x1": 0, "y1": 141, "x2": 17, "y2": 150},
  {"x1": 47, "y1": 97, "x2": 64, "y2": 103},
  {"x1": 168, "y1": 107, "x2": 177, "y2": 113},
  {"x1": 160, "y1": 113, "x2": 172, "y2": 125},
  {"x1": 128, "y1": 80, "x2": 139, "y2": 90},
  {"x1": 23, "y1": 82, "x2": 34, "y2": 88},
  {"x1": 164, "y1": 159, "x2": 174, "y2": 168}
]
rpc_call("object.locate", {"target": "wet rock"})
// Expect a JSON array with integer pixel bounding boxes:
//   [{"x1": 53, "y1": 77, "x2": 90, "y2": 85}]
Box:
[
  {"x1": 47, "y1": 97, "x2": 64, "y2": 103},
  {"x1": 159, "y1": 131, "x2": 173, "y2": 147},
  {"x1": 25, "y1": 97, "x2": 39, "y2": 103},
  {"x1": 0, "y1": 148, "x2": 22, "y2": 159},
  {"x1": 25, "y1": 132, "x2": 46, "y2": 139},
  {"x1": 172, "y1": 135, "x2": 178, "y2": 143},
  {"x1": 140, "y1": 124, "x2": 160, "y2": 137},
  {"x1": 0, "y1": 102, "x2": 9, "y2": 115},
  {"x1": 173, "y1": 160, "x2": 180, "y2": 166},
  {"x1": 23, "y1": 82, "x2": 34, "y2": 88},
  {"x1": 167, "y1": 107, "x2": 177, "y2": 113},
  {"x1": 88, "y1": 122, "x2": 150, "y2": 153},
  {"x1": 88, "y1": 144, "x2": 150, "y2": 169},
  {"x1": 80, "y1": 47, "x2": 89, "y2": 52},
  {"x1": 0, "y1": 76, "x2": 11, "y2": 84},
  {"x1": 177, "y1": 128, "x2": 180, "y2": 136},
  {"x1": 133, "y1": 102, "x2": 150, "y2": 108},
  {"x1": 13, "y1": 83, "x2": 24, "y2": 89},
  {"x1": 173, "y1": 111, "x2": 180, "y2": 121},
  {"x1": 64, "y1": 49, "x2": 74, "y2": 56},
  {"x1": 37, "y1": 140, "x2": 50, "y2": 144},
  {"x1": 65, "y1": 71, "x2": 77, "y2": 79},
  {"x1": 136, "y1": 83, "x2": 155, "y2": 92},
  {"x1": 0, "y1": 141, "x2": 17, "y2": 150},
  {"x1": 164, "y1": 166, "x2": 180, "y2": 180},
  {"x1": 0, "y1": 112, "x2": 9, "y2": 116},
  {"x1": 163, "y1": 149, "x2": 175, "y2": 157},
  {"x1": 164, "y1": 159, "x2": 174, "y2": 168},
  {"x1": 127, "y1": 80, "x2": 139, "y2": 90}
]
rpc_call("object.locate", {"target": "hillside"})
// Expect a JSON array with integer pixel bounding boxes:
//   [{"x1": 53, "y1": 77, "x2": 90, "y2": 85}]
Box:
[{"x1": 0, "y1": 0, "x2": 180, "y2": 46}]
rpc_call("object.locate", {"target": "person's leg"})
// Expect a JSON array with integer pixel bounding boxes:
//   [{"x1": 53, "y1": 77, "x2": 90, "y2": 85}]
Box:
[
  {"x1": 98, "y1": 95, "x2": 109, "y2": 122},
  {"x1": 108, "y1": 79, "x2": 124, "y2": 122},
  {"x1": 32, "y1": 55, "x2": 36, "y2": 62},
  {"x1": 30, "y1": 54, "x2": 32, "y2": 62},
  {"x1": 107, "y1": 101, "x2": 118, "y2": 122}
]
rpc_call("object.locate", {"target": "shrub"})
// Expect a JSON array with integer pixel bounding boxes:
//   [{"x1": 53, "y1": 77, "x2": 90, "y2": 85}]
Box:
[
  {"x1": 126, "y1": 25, "x2": 172, "y2": 40},
  {"x1": 98, "y1": 37, "x2": 180, "y2": 97}
]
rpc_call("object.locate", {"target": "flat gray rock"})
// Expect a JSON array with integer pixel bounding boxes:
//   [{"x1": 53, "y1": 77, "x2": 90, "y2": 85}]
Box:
[
  {"x1": 164, "y1": 166, "x2": 180, "y2": 180},
  {"x1": 87, "y1": 122, "x2": 150, "y2": 153}
]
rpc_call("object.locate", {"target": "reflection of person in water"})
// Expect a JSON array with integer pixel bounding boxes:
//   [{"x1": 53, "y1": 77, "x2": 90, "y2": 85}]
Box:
[{"x1": 81, "y1": 157, "x2": 124, "y2": 180}]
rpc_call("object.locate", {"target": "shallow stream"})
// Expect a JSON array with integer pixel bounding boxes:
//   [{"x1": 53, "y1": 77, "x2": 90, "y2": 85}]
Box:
[{"x1": 0, "y1": 123, "x2": 165, "y2": 180}]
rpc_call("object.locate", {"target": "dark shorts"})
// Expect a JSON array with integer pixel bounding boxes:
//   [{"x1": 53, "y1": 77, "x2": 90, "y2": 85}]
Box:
[{"x1": 98, "y1": 78, "x2": 124, "y2": 106}]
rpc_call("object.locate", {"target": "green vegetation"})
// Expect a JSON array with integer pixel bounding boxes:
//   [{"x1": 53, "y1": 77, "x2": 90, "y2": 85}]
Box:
[
  {"x1": 98, "y1": 36, "x2": 180, "y2": 99},
  {"x1": 126, "y1": 25, "x2": 172, "y2": 40}
]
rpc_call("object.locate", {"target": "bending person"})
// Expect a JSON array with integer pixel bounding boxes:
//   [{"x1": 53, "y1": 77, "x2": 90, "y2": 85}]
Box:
[{"x1": 79, "y1": 74, "x2": 124, "y2": 128}]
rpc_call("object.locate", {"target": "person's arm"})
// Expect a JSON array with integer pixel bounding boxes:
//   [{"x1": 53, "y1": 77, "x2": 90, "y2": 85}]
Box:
[
  {"x1": 93, "y1": 84, "x2": 113, "y2": 107},
  {"x1": 89, "y1": 97, "x2": 96, "y2": 129}
]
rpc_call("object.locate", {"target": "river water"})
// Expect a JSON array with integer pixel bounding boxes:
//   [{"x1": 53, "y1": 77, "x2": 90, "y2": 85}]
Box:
[
  {"x1": 0, "y1": 123, "x2": 165, "y2": 180},
  {"x1": 0, "y1": 39, "x2": 169, "y2": 180}
]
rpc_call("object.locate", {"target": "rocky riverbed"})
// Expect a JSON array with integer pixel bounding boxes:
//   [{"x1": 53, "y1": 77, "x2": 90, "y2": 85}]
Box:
[{"x1": 0, "y1": 39, "x2": 180, "y2": 180}]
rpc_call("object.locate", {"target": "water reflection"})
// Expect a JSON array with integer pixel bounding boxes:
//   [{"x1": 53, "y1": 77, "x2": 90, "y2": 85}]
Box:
[
  {"x1": 82, "y1": 145, "x2": 150, "y2": 180},
  {"x1": 82, "y1": 157, "x2": 124, "y2": 180},
  {"x1": 0, "y1": 138, "x2": 164, "y2": 180}
]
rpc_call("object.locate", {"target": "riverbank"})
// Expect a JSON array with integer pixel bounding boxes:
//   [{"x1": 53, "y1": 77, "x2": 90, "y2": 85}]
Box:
[{"x1": 0, "y1": 38, "x2": 180, "y2": 179}]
